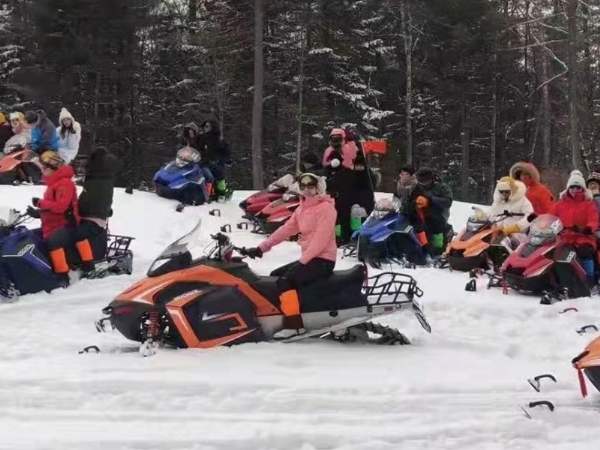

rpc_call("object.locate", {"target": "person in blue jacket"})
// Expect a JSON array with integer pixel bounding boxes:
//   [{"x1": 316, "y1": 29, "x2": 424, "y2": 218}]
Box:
[{"x1": 24, "y1": 110, "x2": 59, "y2": 154}]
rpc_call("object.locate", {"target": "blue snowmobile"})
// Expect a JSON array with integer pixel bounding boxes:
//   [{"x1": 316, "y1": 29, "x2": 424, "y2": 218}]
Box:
[
  {"x1": 351, "y1": 201, "x2": 426, "y2": 268},
  {"x1": 0, "y1": 209, "x2": 134, "y2": 302},
  {"x1": 153, "y1": 147, "x2": 209, "y2": 206}
]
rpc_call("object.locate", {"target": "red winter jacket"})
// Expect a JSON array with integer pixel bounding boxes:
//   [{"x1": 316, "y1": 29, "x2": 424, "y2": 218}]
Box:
[
  {"x1": 549, "y1": 190, "x2": 598, "y2": 249},
  {"x1": 38, "y1": 165, "x2": 80, "y2": 239}
]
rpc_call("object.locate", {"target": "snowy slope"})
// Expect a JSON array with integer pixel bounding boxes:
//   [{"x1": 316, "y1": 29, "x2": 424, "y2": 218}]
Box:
[{"x1": 1, "y1": 187, "x2": 600, "y2": 450}]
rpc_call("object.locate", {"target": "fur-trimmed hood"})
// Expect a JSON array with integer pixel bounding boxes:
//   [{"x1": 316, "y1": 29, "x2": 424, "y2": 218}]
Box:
[
  {"x1": 510, "y1": 162, "x2": 540, "y2": 184},
  {"x1": 493, "y1": 176, "x2": 527, "y2": 205}
]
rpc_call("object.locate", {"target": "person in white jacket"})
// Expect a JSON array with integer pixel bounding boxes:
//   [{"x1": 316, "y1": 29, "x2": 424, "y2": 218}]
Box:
[
  {"x1": 489, "y1": 176, "x2": 534, "y2": 236},
  {"x1": 56, "y1": 108, "x2": 81, "y2": 164}
]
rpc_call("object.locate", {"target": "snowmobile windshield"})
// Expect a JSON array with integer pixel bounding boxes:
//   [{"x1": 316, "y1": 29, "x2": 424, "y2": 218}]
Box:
[
  {"x1": 268, "y1": 174, "x2": 294, "y2": 192},
  {"x1": 3, "y1": 134, "x2": 29, "y2": 154},
  {"x1": 372, "y1": 208, "x2": 394, "y2": 220},
  {"x1": 147, "y1": 218, "x2": 204, "y2": 277},
  {"x1": 466, "y1": 207, "x2": 489, "y2": 232},
  {"x1": 528, "y1": 214, "x2": 562, "y2": 246},
  {"x1": 175, "y1": 147, "x2": 201, "y2": 168}
]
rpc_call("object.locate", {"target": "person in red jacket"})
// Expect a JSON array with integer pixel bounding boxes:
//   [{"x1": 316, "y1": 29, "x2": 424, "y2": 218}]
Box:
[
  {"x1": 510, "y1": 161, "x2": 554, "y2": 214},
  {"x1": 549, "y1": 170, "x2": 598, "y2": 287},
  {"x1": 26, "y1": 151, "x2": 80, "y2": 283}
]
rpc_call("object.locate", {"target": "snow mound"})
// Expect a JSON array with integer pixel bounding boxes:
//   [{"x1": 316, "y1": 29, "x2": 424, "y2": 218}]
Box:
[{"x1": 0, "y1": 186, "x2": 599, "y2": 449}]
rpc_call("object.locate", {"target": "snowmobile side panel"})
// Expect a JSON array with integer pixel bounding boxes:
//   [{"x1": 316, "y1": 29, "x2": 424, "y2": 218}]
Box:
[
  {"x1": 108, "y1": 300, "x2": 156, "y2": 343},
  {"x1": 167, "y1": 285, "x2": 263, "y2": 348}
]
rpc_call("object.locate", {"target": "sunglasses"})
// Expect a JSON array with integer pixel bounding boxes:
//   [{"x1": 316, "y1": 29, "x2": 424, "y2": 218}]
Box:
[
  {"x1": 499, "y1": 190, "x2": 511, "y2": 195},
  {"x1": 299, "y1": 183, "x2": 317, "y2": 190},
  {"x1": 569, "y1": 186, "x2": 584, "y2": 190}
]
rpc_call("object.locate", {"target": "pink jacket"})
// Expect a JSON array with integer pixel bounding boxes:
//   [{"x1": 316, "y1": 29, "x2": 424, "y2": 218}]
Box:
[
  {"x1": 322, "y1": 129, "x2": 358, "y2": 169},
  {"x1": 259, "y1": 195, "x2": 338, "y2": 264}
]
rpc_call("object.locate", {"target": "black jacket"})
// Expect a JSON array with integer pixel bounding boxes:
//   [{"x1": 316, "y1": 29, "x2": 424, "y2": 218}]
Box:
[
  {"x1": 78, "y1": 147, "x2": 119, "y2": 220},
  {"x1": 197, "y1": 120, "x2": 231, "y2": 164}
]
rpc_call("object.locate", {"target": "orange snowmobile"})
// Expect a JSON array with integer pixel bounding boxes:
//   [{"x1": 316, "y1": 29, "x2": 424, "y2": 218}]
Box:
[
  {"x1": 572, "y1": 335, "x2": 600, "y2": 398},
  {"x1": 95, "y1": 218, "x2": 431, "y2": 355},
  {"x1": 0, "y1": 137, "x2": 44, "y2": 185},
  {"x1": 445, "y1": 208, "x2": 525, "y2": 273}
]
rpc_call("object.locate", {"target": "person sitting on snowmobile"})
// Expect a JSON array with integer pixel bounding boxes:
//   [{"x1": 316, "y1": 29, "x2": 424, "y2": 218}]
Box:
[
  {"x1": 586, "y1": 170, "x2": 600, "y2": 220},
  {"x1": 24, "y1": 110, "x2": 59, "y2": 155},
  {"x1": 549, "y1": 170, "x2": 599, "y2": 289},
  {"x1": 0, "y1": 113, "x2": 14, "y2": 150},
  {"x1": 197, "y1": 120, "x2": 231, "y2": 200},
  {"x1": 3, "y1": 112, "x2": 31, "y2": 154},
  {"x1": 510, "y1": 161, "x2": 554, "y2": 215},
  {"x1": 322, "y1": 128, "x2": 358, "y2": 170},
  {"x1": 242, "y1": 172, "x2": 337, "y2": 340},
  {"x1": 394, "y1": 165, "x2": 417, "y2": 213},
  {"x1": 410, "y1": 167, "x2": 453, "y2": 257},
  {"x1": 489, "y1": 176, "x2": 534, "y2": 246},
  {"x1": 26, "y1": 151, "x2": 79, "y2": 285},
  {"x1": 74, "y1": 146, "x2": 119, "y2": 276}
]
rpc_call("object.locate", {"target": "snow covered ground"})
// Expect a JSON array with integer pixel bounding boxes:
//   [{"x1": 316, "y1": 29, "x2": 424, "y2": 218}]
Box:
[{"x1": 1, "y1": 186, "x2": 600, "y2": 450}]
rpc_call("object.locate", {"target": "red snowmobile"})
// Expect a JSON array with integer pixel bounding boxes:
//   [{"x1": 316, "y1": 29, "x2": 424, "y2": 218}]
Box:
[
  {"x1": 239, "y1": 174, "x2": 295, "y2": 221},
  {"x1": 0, "y1": 138, "x2": 44, "y2": 185},
  {"x1": 501, "y1": 214, "x2": 591, "y2": 304},
  {"x1": 95, "y1": 218, "x2": 431, "y2": 356}
]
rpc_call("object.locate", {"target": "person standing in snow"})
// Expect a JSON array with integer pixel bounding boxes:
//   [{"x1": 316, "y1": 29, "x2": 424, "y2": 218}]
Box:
[
  {"x1": 510, "y1": 161, "x2": 554, "y2": 215},
  {"x1": 586, "y1": 170, "x2": 600, "y2": 221},
  {"x1": 322, "y1": 128, "x2": 358, "y2": 170},
  {"x1": 197, "y1": 120, "x2": 231, "y2": 199},
  {"x1": 394, "y1": 165, "x2": 418, "y2": 213},
  {"x1": 324, "y1": 148, "x2": 353, "y2": 245},
  {"x1": 56, "y1": 108, "x2": 82, "y2": 164},
  {"x1": 24, "y1": 110, "x2": 59, "y2": 154},
  {"x1": 74, "y1": 146, "x2": 119, "y2": 275},
  {"x1": 241, "y1": 172, "x2": 337, "y2": 340}
]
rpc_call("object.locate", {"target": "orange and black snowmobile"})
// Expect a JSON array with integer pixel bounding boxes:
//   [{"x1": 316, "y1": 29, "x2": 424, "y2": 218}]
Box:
[
  {"x1": 445, "y1": 208, "x2": 524, "y2": 273},
  {"x1": 572, "y1": 335, "x2": 600, "y2": 398},
  {"x1": 95, "y1": 218, "x2": 431, "y2": 355},
  {"x1": 0, "y1": 139, "x2": 44, "y2": 185}
]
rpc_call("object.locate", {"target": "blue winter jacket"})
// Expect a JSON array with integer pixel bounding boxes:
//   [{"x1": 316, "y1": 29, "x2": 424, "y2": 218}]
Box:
[{"x1": 29, "y1": 111, "x2": 59, "y2": 154}]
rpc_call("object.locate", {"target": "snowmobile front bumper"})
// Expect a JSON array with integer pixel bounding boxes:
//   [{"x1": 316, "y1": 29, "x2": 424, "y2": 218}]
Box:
[
  {"x1": 446, "y1": 253, "x2": 487, "y2": 272},
  {"x1": 503, "y1": 272, "x2": 547, "y2": 294}
]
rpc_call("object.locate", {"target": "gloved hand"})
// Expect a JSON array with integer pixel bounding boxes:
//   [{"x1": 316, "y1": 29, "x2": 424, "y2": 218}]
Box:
[
  {"x1": 26, "y1": 206, "x2": 40, "y2": 219},
  {"x1": 242, "y1": 247, "x2": 263, "y2": 259},
  {"x1": 501, "y1": 224, "x2": 520, "y2": 236},
  {"x1": 31, "y1": 197, "x2": 40, "y2": 207},
  {"x1": 415, "y1": 195, "x2": 429, "y2": 209}
]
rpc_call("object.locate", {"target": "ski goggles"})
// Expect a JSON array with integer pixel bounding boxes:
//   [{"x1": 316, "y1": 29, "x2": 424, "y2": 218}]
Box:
[
  {"x1": 499, "y1": 190, "x2": 511, "y2": 195},
  {"x1": 299, "y1": 181, "x2": 318, "y2": 190}
]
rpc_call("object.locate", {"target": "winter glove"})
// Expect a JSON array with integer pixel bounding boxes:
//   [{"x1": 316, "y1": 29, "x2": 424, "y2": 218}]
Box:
[
  {"x1": 416, "y1": 196, "x2": 429, "y2": 209},
  {"x1": 26, "y1": 206, "x2": 40, "y2": 219},
  {"x1": 242, "y1": 247, "x2": 263, "y2": 259},
  {"x1": 31, "y1": 197, "x2": 40, "y2": 207},
  {"x1": 501, "y1": 224, "x2": 521, "y2": 236}
]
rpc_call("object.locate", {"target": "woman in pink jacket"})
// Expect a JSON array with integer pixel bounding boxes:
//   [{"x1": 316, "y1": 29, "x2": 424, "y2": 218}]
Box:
[{"x1": 243, "y1": 172, "x2": 338, "y2": 339}]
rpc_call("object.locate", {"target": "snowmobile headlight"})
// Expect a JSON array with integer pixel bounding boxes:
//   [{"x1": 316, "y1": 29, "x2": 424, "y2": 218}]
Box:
[
  {"x1": 372, "y1": 208, "x2": 392, "y2": 220},
  {"x1": 282, "y1": 192, "x2": 298, "y2": 202},
  {"x1": 529, "y1": 233, "x2": 555, "y2": 246},
  {"x1": 466, "y1": 220, "x2": 485, "y2": 232}
]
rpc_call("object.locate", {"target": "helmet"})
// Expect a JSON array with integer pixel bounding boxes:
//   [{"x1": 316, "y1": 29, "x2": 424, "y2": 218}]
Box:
[
  {"x1": 40, "y1": 151, "x2": 65, "y2": 170},
  {"x1": 175, "y1": 147, "x2": 201, "y2": 168}
]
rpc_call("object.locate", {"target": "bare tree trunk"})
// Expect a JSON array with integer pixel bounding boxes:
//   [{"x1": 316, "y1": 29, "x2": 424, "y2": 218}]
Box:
[
  {"x1": 490, "y1": 42, "x2": 498, "y2": 202},
  {"x1": 540, "y1": 38, "x2": 551, "y2": 168},
  {"x1": 400, "y1": 0, "x2": 413, "y2": 165},
  {"x1": 295, "y1": 26, "x2": 306, "y2": 175},
  {"x1": 567, "y1": 0, "x2": 581, "y2": 169},
  {"x1": 461, "y1": 103, "x2": 469, "y2": 201},
  {"x1": 251, "y1": 0, "x2": 265, "y2": 189}
]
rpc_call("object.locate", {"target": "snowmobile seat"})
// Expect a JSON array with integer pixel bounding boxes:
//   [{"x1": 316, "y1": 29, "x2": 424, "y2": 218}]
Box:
[
  {"x1": 310, "y1": 265, "x2": 365, "y2": 292},
  {"x1": 249, "y1": 276, "x2": 282, "y2": 306}
]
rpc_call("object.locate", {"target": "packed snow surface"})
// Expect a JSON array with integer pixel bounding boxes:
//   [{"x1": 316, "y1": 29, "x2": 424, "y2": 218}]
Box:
[{"x1": 1, "y1": 187, "x2": 600, "y2": 450}]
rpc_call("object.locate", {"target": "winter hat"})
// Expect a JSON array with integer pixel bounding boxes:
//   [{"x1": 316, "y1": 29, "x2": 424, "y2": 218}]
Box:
[
  {"x1": 587, "y1": 171, "x2": 600, "y2": 186},
  {"x1": 24, "y1": 110, "x2": 38, "y2": 125},
  {"x1": 40, "y1": 151, "x2": 65, "y2": 170},
  {"x1": 496, "y1": 176, "x2": 516, "y2": 194},
  {"x1": 329, "y1": 128, "x2": 346, "y2": 139},
  {"x1": 566, "y1": 170, "x2": 586, "y2": 189},
  {"x1": 298, "y1": 172, "x2": 326, "y2": 195},
  {"x1": 59, "y1": 107, "x2": 74, "y2": 124},
  {"x1": 415, "y1": 167, "x2": 434, "y2": 184}
]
